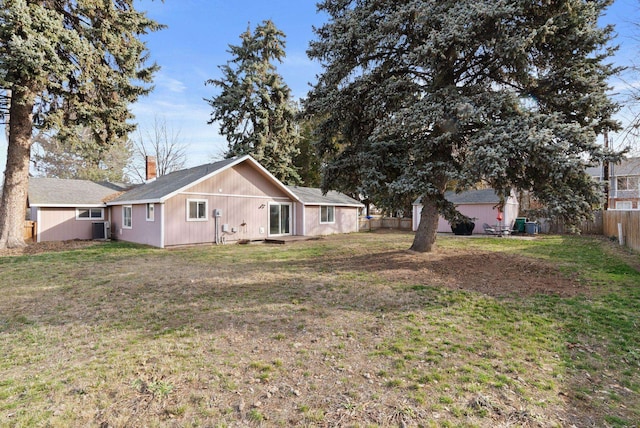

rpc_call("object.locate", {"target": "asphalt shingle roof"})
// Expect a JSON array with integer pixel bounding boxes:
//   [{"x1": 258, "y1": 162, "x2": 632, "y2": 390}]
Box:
[
  {"x1": 286, "y1": 186, "x2": 363, "y2": 206},
  {"x1": 28, "y1": 178, "x2": 128, "y2": 206},
  {"x1": 28, "y1": 156, "x2": 363, "y2": 208},
  {"x1": 414, "y1": 189, "x2": 502, "y2": 205}
]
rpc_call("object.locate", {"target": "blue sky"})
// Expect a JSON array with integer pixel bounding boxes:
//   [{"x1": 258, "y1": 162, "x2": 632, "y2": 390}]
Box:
[
  {"x1": 132, "y1": 0, "x2": 640, "y2": 163},
  {"x1": 130, "y1": 0, "x2": 328, "y2": 166},
  {"x1": 1, "y1": 0, "x2": 639, "y2": 177}
]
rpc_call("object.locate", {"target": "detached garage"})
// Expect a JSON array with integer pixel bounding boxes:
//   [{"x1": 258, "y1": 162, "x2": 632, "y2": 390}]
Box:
[{"x1": 412, "y1": 189, "x2": 519, "y2": 234}]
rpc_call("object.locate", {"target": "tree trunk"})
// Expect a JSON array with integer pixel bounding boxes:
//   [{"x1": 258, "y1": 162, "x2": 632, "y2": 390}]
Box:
[
  {"x1": 0, "y1": 87, "x2": 35, "y2": 249},
  {"x1": 410, "y1": 196, "x2": 440, "y2": 253}
]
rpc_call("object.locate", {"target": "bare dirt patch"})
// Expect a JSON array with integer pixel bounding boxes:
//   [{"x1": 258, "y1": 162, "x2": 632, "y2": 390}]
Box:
[
  {"x1": 0, "y1": 239, "x2": 102, "y2": 257},
  {"x1": 297, "y1": 235, "x2": 586, "y2": 298}
]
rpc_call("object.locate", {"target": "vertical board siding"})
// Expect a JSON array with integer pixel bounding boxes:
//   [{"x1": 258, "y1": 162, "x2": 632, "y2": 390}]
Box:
[
  {"x1": 163, "y1": 194, "x2": 276, "y2": 246},
  {"x1": 112, "y1": 204, "x2": 163, "y2": 247},
  {"x1": 163, "y1": 164, "x2": 292, "y2": 247},
  {"x1": 435, "y1": 204, "x2": 513, "y2": 234},
  {"x1": 303, "y1": 206, "x2": 359, "y2": 236},
  {"x1": 111, "y1": 204, "x2": 162, "y2": 247},
  {"x1": 604, "y1": 211, "x2": 640, "y2": 252},
  {"x1": 37, "y1": 208, "x2": 96, "y2": 241},
  {"x1": 186, "y1": 162, "x2": 290, "y2": 198},
  {"x1": 414, "y1": 199, "x2": 519, "y2": 234}
]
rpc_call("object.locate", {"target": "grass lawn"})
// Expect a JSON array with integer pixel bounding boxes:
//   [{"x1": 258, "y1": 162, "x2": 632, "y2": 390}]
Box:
[{"x1": 0, "y1": 232, "x2": 638, "y2": 427}]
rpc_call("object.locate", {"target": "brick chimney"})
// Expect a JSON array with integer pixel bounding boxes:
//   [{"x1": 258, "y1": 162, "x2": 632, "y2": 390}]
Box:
[{"x1": 145, "y1": 155, "x2": 157, "y2": 181}]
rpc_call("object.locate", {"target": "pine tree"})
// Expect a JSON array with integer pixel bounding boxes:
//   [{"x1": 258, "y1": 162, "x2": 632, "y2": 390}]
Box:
[
  {"x1": 293, "y1": 118, "x2": 322, "y2": 188},
  {"x1": 205, "y1": 20, "x2": 300, "y2": 184},
  {"x1": 306, "y1": 0, "x2": 621, "y2": 252},
  {"x1": 0, "y1": 0, "x2": 161, "y2": 248}
]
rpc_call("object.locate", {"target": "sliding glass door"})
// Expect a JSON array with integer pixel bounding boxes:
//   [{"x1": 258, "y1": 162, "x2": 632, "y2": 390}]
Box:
[{"x1": 269, "y1": 203, "x2": 291, "y2": 236}]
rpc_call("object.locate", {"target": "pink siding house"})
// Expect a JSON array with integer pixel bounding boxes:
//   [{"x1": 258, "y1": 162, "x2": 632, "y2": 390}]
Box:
[
  {"x1": 287, "y1": 186, "x2": 363, "y2": 237},
  {"x1": 27, "y1": 179, "x2": 128, "y2": 242},
  {"x1": 27, "y1": 156, "x2": 363, "y2": 247},
  {"x1": 412, "y1": 189, "x2": 519, "y2": 234}
]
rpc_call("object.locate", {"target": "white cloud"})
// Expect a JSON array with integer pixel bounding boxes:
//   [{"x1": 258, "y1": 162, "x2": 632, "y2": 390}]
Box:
[{"x1": 154, "y1": 73, "x2": 187, "y2": 93}]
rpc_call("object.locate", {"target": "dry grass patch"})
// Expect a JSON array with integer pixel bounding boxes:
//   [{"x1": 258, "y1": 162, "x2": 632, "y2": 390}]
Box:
[{"x1": 0, "y1": 232, "x2": 638, "y2": 427}]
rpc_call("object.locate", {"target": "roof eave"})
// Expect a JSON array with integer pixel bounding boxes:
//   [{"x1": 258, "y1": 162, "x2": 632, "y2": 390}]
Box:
[
  {"x1": 106, "y1": 198, "x2": 162, "y2": 206},
  {"x1": 301, "y1": 202, "x2": 364, "y2": 208},
  {"x1": 30, "y1": 203, "x2": 108, "y2": 208}
]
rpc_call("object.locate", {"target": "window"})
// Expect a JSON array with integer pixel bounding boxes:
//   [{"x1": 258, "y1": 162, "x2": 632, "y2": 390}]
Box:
[
  {"x1": 616, "y1": 176, "x2": 639, "y2": 191},
  {"x1": 76, "y1": 208, "x2": 104, "y2": 220},
  {"x1": 615, "y1": 201, "x2": 633, "y2": 210},
  {"x1": 146, "y1": 203, "x2": 155, "y2": 221},
  {"x1": 187, "y1": 199, "x2": 208, "y2": 221},
  {"x1": 123, "y1": 206, "x2": 132, "y2": 229},
  {"x1": 320, "y1": 206, "x2": 335, "y2": 224}
]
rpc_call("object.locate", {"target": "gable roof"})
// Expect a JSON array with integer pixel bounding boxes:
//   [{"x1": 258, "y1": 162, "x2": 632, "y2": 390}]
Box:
[
  {"x1": 107, "y1": 155, "x2": 300, "y2": 205},
  {"x1": 413, "y1": 189, "x2": 513, "y2": 206},
  {"x1": 286, "y1": 186, "x2": 364, "y2": 207},
  {"x1": 27, "y1": 156, "x2": 364, "y2": 209},
  {"x1": 28, "y1": 178, "x2": 129, "y2": 207}
]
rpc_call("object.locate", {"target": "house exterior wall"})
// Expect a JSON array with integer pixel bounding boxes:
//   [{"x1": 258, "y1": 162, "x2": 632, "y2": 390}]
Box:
[
  {"x1": 162, "y1": 163, "x2": 293, "y2": 247},
  {"x1": 413, "y1": 198, "x2": 519, "y2": 234},
  {"x1": 111, "y1": 204, "x2": 163, "y2": 247},
  {"x1": 609, "y1": 175, "x2": 640, "y2": 209},
  {"x1": 302, "y1": 205, "x2": 360, "y2": 236},
  {"x1": 35, "y1": 207, "x2": 106, "y2": 242}
]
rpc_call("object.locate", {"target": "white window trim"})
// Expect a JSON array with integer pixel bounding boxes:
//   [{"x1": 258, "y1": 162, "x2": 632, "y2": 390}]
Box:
[
  {"x1": 146, "y1": 203, "x2": 155, "y2": 222},
  {"x1": 187, "y1": 199, "x2": 208, "y2": 222},
  {"x1": 122, "y1": 205, "x2": 132, "y2": 229},
  {"x1": 320, "y1": 205, "x2": 335, "y2": 224},
  {"x1": 615, "y1": 201, "x2": 633, "y2": 210},
  {"x1": 616, "y1": 176, "x2": 640, "y2": 191},
  {"x1": 75, "y1": 207, "x2": 104, "y2": 221}
]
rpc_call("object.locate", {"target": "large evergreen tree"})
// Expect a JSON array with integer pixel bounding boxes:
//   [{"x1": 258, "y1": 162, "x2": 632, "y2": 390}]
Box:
[
  {"x1": 205, "y1": 20, "x2": 300, "y2": 184},
  {"x1": 293, "y1": 118, "x2": 322, "y2": 188},
  {"x1": 0, "y1": 0, "x2": 161, "y2": 248},
  {"x1": 306, "y1": 0, "x2": 621, "y2": 252}
]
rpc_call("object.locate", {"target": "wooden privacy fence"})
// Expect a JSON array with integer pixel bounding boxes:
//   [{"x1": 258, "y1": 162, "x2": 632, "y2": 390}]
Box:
[
  {"x1": 541, "y1": 210, "x2": 604, "y2": 235},
  {"x1": 359, "y1": 217, "x2": 412, "y2": 232},
  {"x1": 24, "y1": 221, "x2": 36, "y2": 242},
  {"x1": 603, "y1": 211, "x2": 640, "y2": 252}
]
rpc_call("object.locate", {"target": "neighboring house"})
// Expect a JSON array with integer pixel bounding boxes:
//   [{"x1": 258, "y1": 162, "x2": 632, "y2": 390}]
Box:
[
  {"x1": 586, "y1": 157, "x2": 640, "y2": 210},
  {"x1": 412, "y1": 189, "x2": 519, "y2": 234},
  {"x1": 27, "y1": 155, "x2": 363, "y2": 247}
]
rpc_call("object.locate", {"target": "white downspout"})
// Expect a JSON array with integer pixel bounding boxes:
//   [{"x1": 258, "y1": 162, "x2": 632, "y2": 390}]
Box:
[
  {"x1": 36, "y1": 208, "x2": 41, "y2": 243},
  {"x1": 160, "y1": 203, "x2": 165, "y2": 248}
]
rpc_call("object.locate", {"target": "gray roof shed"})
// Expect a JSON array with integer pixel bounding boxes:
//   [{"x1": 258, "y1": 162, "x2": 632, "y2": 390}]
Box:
[{"x1": 413, "y1": 189, "x2": 504, "y2": 205}]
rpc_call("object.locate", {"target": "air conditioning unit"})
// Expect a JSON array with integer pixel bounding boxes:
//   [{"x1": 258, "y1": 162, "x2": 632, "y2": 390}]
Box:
[{"x1": 92, "y1": 221, "x2": 111, "y2": 240}]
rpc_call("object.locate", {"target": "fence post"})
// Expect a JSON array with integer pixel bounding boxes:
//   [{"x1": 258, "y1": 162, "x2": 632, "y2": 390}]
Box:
[{"x1": 617, "y1": 222, "x2": 624, "y2": 246}]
